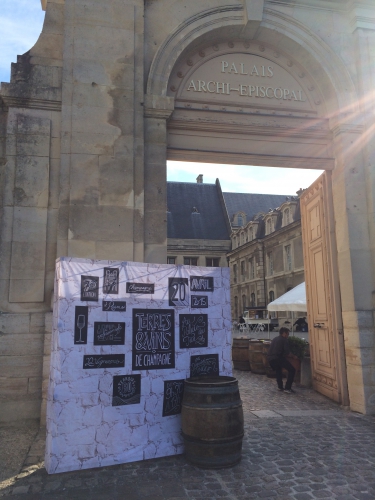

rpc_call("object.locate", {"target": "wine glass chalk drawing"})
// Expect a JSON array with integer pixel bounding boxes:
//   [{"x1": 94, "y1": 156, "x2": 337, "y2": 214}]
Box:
[{"x1": 76, "y1": 315, "x2": 86, "y2": 343}]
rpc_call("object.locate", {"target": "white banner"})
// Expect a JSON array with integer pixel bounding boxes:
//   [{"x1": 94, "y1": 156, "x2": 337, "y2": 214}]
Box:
[{"x1": 45, "y1": 258, "x2": 232, "y2": 474}]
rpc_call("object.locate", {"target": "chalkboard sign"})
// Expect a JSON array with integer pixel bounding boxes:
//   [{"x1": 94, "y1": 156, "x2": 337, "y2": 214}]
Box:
[
  {"x1": 112, "y1": 375, "x2": 141, "y2": 406},
  {"x1": 168, "y1": 278, "x2": 189, "y2": 307},
  {"x1": 190, "y1": 354, "x2": 219, "y2": 378},
  {"x1": 191, "y1": 295, "x2": 208, "y2": 308},
  {"x1": 162, "y1": 379, "x2": 184, "y2": 417},
  {"x1": 190, "y1": 276, "x2": 214, "y2": 292},
  {"x1": 83, "y1": 354, "x2": 125, "y2": 369},
  {"x1": 103, "y1": 268, "x2": 119, "y2": 294},
  {"x1": 179, "y1": 314, "x2": 208, "y2": 348},
  {"x1": 93, "y1": 322, "x2": 125, "y2": 345},
  {"x1": 81, "y1": 276, "x2": 99, "y2": 301},
  {"x1": 102, "y1": 301, "x2": 126, "y2": 312},
  {"x1": 126, "y1": 283, "x2": 154, "y2": 294},
  {"x1": 74, "y1": 306, "x2": 88, "y2": 344},
  {"x1": 132, "y1": 309, "x2": 175, "y2": 370}
]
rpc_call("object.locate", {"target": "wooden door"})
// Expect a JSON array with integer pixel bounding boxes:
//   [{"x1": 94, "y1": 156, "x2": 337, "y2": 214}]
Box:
[{"x1": 300, "y1": 172, "x2": 349, "y2": 405}]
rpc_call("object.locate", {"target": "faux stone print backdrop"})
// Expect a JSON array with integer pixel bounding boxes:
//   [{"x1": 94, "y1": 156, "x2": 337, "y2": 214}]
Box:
[{"x1": 45, "y1": 258, "x2": 232, "y2": 474}]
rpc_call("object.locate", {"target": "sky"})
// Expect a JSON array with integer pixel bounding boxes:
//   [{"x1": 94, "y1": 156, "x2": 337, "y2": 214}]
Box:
[{"x1": 1, "y1": 0, "x2": 323, "y2": 195}]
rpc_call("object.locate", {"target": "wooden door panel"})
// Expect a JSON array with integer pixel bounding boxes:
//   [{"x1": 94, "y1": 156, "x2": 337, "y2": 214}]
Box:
[{"x1": 301, "y1": 172, "x2": 349, "y2": 405}]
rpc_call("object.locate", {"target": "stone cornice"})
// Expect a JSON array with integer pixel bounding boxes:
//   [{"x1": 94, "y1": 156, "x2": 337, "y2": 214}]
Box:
[
  {"x1": 0, "y1": 95, "x2": 61, "y2": 112},
  {"x1": 144, "y1": 94, "x2": 175, "y2": 119}
]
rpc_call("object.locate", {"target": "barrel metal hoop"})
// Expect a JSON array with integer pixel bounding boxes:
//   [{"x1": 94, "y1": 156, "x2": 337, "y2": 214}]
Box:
[
  {"x1": 182, "y1": 402, "x2": 243, "y2": 410},
  {"x1": 182, "y1": 432, "x2": 244, "y2": 444}
]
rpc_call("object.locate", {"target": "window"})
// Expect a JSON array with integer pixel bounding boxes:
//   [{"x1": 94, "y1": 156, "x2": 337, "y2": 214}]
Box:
[
  {"x1": 268, "y1": 252, "x2": 273, "y2": 276},
  {"x1": 241, "y1": 233, "x2": 244, "y2": 245},
  {"x1": 206, "y1": 257, "x2": 220, "y2": 267},
  {"x1": 249, "y1": 258, "x2": 255, "y2": 279},
  {"x1": 267, "y1": 219, "x2": 273, "y2": 235},
  {"x1": 241, "y1": 261, "x2": 245, "y2": 281},
  {"x1": 250, "y1": 293, "x2": 256, "y2": 307},
  {"x1": 242, "y1": 294, "x2": 247, "y2": 312},
  {"x1": 167, "y1": 257, "x2": 176, "y2": 265},
  {"x1": 268, "y1": 290, "x2": 276, "y2": 318},
  {"x1": 249, "y1": 227, "x2": 254, "y2": 241},
  {"x1": 234, "y1": 296, "x2": 238, "y2": 319},
  {"x1": 284, "y1": 208, "x2": 290, "y2": 226},
  {"x1": 233, "y1": 264, "x2": 237, "y2": 284},
  {"x1": 285, "y1": 245, "x2": 292, "y2": 271},
  {"x1": 237, "y1": 214, "x2": 243, "y2": 227},
  {"x1": 184, "y1": 257, "x2": 198, "y2": 266}
]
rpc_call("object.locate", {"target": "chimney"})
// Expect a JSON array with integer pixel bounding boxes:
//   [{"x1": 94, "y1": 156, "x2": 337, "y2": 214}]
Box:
[{"x1": 196, "y1": 174, "x2": 203, "y2": 184}]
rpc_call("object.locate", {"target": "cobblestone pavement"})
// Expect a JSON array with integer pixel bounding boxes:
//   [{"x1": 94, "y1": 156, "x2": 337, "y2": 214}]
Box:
[{"x1": 1, "y1": 370, "x2": 375, "y2": 499}]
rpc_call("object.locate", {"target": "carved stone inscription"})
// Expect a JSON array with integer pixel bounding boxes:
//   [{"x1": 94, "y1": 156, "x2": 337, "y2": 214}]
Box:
[
  {"x1": 132, "y1": 309, "x2": 175, "y2": 370},
  {"x1": 83, "y1": 354, "x2": 125, "y2": 369},
  {"x1": 103, "y1": 267, "x2": 119, "y2": 294},
  {"x1": 93, "y1": 322, "x2": 125, "y2": 345},
  {"x1": 112, "y1": 375, "x2": 141, "y2": 406},
  {"x1": 177, "y1": 54, "x2": 312, "y2": 110},
  {"x1": 162, "y1": 379, "x2": 184, "y2": 417},
  {"x1": 179, "y1": 314, "x2": 208, "y2": 348},
  {"x1": 190, "y1": 354, "x2": 219, "y2": 378}
]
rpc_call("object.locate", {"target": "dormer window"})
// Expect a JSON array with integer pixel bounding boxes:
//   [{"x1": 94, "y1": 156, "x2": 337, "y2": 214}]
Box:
[
  {"x1": 267, "y1": 219, "x2": 273, "y2": 235},
  {"x1": 284, "y1": 208, "x2": 290, "y2": 226},
  {"x1": 249, "y1": 227, "x2": 254, "y2": 241},
  {"x1": 234, "y1": 212, "x2": 246, "y2": 227}
]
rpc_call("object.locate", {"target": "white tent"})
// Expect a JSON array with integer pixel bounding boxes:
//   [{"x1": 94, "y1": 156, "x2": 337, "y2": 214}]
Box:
[{"x1": 267, "y1": 282, "x2": 307, "y2": 312}]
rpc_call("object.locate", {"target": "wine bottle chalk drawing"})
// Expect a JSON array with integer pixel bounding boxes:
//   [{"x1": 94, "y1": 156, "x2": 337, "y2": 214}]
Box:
[{"x1": 74, "y1": 306, "x2": 88, "y2": 344}]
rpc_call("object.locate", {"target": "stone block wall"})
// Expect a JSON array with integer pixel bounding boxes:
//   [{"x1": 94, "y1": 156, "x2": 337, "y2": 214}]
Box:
[{"x1": 0, "y1": 313, "x2": 45, "y2": 422}]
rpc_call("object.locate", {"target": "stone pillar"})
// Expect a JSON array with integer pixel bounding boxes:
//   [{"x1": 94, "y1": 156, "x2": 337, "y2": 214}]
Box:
[
  {"x1": 58, "y1": 0, "x2": 145, "y2": 262},
  {"x1": 144, "y1": 95, "x2": 174, "y2": 264},
  {"x1": 332, "y1": 120, "x2": 375, "y2": 413}
]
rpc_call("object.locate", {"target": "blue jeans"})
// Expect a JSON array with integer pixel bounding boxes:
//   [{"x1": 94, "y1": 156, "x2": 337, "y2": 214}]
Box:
[{"x1": 269, "y1": 358, "x2": 296, "y2": 390}]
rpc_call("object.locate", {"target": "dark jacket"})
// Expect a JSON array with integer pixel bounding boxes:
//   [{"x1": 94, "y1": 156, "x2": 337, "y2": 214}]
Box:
[{"x1": 267, "y1": 335, "x2": 290, "y2": 361}]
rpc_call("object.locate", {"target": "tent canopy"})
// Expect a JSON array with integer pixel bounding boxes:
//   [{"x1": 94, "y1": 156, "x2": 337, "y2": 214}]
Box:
[{"x1": 267, "y1": 282, "x2": 307, "y2": 312}]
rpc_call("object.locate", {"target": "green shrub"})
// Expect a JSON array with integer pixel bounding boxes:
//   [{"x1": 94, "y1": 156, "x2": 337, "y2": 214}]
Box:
[{"x1": 288, "y1": 336, "x2": 309, "y2": 360}]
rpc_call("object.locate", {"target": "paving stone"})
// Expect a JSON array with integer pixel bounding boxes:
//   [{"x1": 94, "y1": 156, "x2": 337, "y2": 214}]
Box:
[{"x1": 1, "y1": 371, "x2": 375, "y2": 500}]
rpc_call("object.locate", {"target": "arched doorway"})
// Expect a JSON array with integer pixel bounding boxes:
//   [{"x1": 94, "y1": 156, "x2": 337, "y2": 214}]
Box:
[{"x1": 144, "y1": 8, "x2": 371, "y2": 411}]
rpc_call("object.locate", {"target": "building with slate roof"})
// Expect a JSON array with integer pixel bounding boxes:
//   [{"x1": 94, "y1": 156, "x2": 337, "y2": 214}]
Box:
[
  {"x1": 228, "y1": 195, "x2": 304, "y2": 324},
  {"x1": 167, "y1": 176, "x2": 305, "y2": 323},
  {"x1": 167, "y1": 177, "x2": 231, "y2": 267}
]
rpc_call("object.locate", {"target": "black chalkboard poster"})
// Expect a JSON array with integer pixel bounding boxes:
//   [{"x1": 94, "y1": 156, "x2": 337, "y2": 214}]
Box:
[
  {"x1": 103, "y1": 268, "x2": 119, "y2": 294},
  {"x1": 190, "y1": 354, "x2": 219, "y2": 378},
  {"x1": 132, "y1": 309, "x2": 175, "y2": 370},
  {"x1": 102, "y1": 301, "x2": 126, "y2": 312},
  {"x1": 81, "y1": 276, "x2": 99, "y2": 301},
  {"x1": 126, "y1": 283, "x2": 154, "y2": 294},
  {"x1": 112, "y1": 375, "x2": 141, "y2": 406},
  {"x1": 168, "y1": 278, "x2": 189, "y2": 307},
  {"x1": 83, "y1": 354, "x2": 125, "y2": 369},
  {"x1": 74, "y1": 306, "x2": 88, "y2": 344},
  {"x1": 190, "y1": 276, "x2": 214, "y2": 292},
  {"x1": 162, "y1": 379, "x2": 184, "y2": 417},
  {"x1": 190, "y1": 295, "x2": 208, "y2": 308},
  {"x1": 179, "y1": 314, "x2": 208, "y2": 348},
  {"x1": 93, "y1": 322, "x2": 125, "y2": 345}
]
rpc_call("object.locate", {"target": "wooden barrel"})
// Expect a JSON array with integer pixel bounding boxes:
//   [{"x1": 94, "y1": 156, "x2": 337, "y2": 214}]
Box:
[
  {"x1": 181, "y1": 376, "x2": 244, "y2": 469},
  {"x1": 262, "y1": 342, "x2": 276, "y2": 378},
  {"x1": 248, "y1": 341, "x2": 266, "y2": 374},
  {"x1": 232, "y1": 338, "x2": 250, "y2": 370}
]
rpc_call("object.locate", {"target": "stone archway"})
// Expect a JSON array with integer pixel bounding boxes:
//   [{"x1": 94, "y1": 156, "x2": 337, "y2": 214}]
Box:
[{"x1": 144, "y1": 7, "x2": 374, "y2": 413}]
